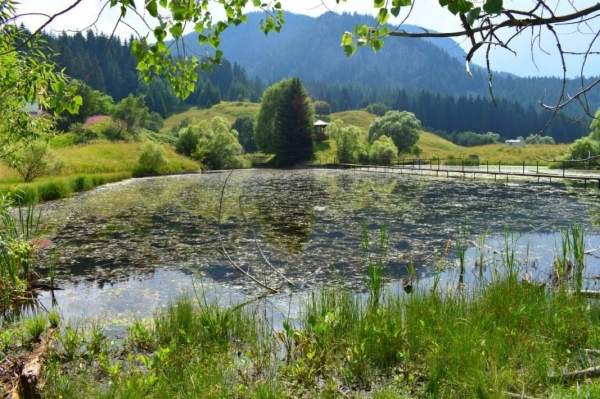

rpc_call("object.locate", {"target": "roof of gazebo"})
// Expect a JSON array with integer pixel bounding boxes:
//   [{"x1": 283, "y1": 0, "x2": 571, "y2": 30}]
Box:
[{"x1": 314, "y1": 120, "x2": 329, "y2": 127}]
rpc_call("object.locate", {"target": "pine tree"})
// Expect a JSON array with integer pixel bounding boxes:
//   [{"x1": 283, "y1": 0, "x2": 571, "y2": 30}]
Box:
[{"x1": 274, "y1": 78, "x2": 314, "y2": 166}]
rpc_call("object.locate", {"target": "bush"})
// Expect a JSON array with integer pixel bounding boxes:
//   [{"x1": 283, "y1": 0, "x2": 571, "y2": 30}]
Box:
[
  {"x1": 175, "y1": 126, "x2": 201, "y2": 156},
  {"x1": 368, "y1": 111, "x2": 421, "y2": 153},
  {"x1": 194, "y1": 118, "x2": 244, "y2": 170},
  {"x1": 366, "y1": 103, "x2": 390, "y2": 116},
  {"x1": 525, "y1": 134, "x2": 555, "y2": 145},
  {"x1": 569, "y1": 137, "x2": 600, "y2": 160},
  {"x1": 7, "y1": 141, "x2": 63, "y2": 182},
  {"x1": 326, "y1": 120, "x2": 366, "y2": 163},
  {"x1": 369, "y1": 135, "x2": 398, "y2": 165},
  {"x1": 38, "y1": 180, "x2": 71, "y2": 201},
  {"x1": 450, "y1": 131, "x2": 501, "y2": 146},
  {"x1": 71, "y1": 123, "x2": 101, "y2": 144},
  {"x1": 133, "y1": 142, "x2": 167, "y2": 177}
]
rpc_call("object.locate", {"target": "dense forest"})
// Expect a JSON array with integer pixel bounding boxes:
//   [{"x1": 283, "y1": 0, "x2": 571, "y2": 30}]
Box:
[
  {"x1": 47, "y1": 31, "x2": 263, "y2": 117},
  {"x1": 46, "y1": 31, "x2": 587, "y2": 141}
]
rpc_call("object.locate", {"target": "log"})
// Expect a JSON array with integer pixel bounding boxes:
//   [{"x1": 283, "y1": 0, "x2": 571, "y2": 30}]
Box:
[
  {"x1": 550, "y1": 365, "x2": 600, "y2": 383},
  {"x1": 15, "y1": 328, "x2": 55, "y2": 399}
]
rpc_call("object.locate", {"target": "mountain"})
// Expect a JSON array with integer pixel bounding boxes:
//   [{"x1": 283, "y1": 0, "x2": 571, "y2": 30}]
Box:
[{"x1": 180, "y1": 12, "x2": 599, "y2": 115}]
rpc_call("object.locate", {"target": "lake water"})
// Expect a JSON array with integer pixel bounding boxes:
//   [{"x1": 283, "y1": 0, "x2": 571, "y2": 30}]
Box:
[{"x1": 32, "y1": 169, "x2": 600, "y2": 326}]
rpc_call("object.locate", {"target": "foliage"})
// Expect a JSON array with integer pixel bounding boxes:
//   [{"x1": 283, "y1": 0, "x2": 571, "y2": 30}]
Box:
[
  {"x1": 232, "y1": 116, "x2": 257, "y2": 153},
  {"x1": 326, "y1": 120, "x2": 366, "y2": 163},
  {"x1": 112, "y1": 95, "x2": 155, "y2": 134},
  {"x1": 193, "y1": 117, "x2": 244, "y2": 170},
  {"x1": 369, "y1": 135, "x2": 398, "y2": 165},
  {"x1": 133, "y1": 142, "x2": 167, "y2": 177},
  {"x1": 256, "y1": 78, "x2": 314, "y2": 166},
  {"x1": 57, "y1": 80, "x2": 114, "y2": 130},
  {"x1": 566, "y1": 109, "x2": 600, "y2": 164},
  {"x1": 368, "y1": 111, "x2": 421, "y2": 153},
  {"x1": 175, "y1": 126, "x2": 201, "y2": 157},
  {"x1": 447, "y1": 131, "x2": 501, "y2": 146},
  {"x1": 313, "y1": 100, "x2": 331, "y2": 116},
  {"x1": 366, "y1": 103, "x2": 390, "y2": 116},
  {"x1": 7, "y1": 140, "x2": 63, "y2": 182},
  {"x1": 525, "y1": 134, "x2": 556, "y2": 145}
]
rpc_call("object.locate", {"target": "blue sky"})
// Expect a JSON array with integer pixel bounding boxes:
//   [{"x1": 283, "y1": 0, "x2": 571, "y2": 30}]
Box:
[{"x1": 14, "y1": 0, "x2": 600, "y2": 78}]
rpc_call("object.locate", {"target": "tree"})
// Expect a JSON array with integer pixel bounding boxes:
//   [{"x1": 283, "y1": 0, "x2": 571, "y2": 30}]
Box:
[
  {"x1": 368, "y1": 111, "x2": 421, "y2": 153},
  {"x1": 194, "y1": 117, "x2": 244, "y2": 170},
  {"x1": 255, "y1": 78, "x2": 314, "y2": 166},
  {"x1": 57, "y1": 80, "x2": 114, "y2": 130},
  {"x1": 112, "y1": 95, "x2": 151, "y2": 133},
  {"x1": 366, "y1": 103, "x2": 390, "y2": 117},
  {"x1": 232, "y1": 116, "x2": 256, "y2": 153},
  {"x1": 274, "y1": 79, "x2": 314, "y2": 166},
  {"x1": 369, "y1": 136, "x2": 398, "y2": 165},
  {"x1": 134, "y1": 142, "x2": 167, "y2": 177},
  {"x1": 175, "y1": 126, "x2": 201, "y2": 157},
  {"x1": 8, "y1": 140, "x2": 63, "y2": 182},
  {"x1": 314, "y1": 101, "x2": 331, "y2": 116},
  {"x1": 327, "y1": 120, "x2": 366, "y2": 163}
]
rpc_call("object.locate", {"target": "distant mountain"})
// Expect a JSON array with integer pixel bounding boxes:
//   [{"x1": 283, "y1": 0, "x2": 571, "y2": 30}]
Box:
[{"x1": 180, "y1": 12, "x2": 599, "y2": 115}]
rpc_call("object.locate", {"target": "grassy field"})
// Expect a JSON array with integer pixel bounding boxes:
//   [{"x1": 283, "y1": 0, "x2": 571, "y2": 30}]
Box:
[
  {"x1": 330, "y1": 110, "x2": 570, "y2": 165},
  {"x1": 0, "y1": 141, "x2": 200, "y2": 202},
  {"x1": 162, "y1": 101, "x2": 261, "y2": 132}
]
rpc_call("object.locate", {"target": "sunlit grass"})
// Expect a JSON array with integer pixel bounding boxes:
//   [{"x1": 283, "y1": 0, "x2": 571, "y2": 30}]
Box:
[{"x1": 161, "y1": 101, "x2": 261, "y2": 132}]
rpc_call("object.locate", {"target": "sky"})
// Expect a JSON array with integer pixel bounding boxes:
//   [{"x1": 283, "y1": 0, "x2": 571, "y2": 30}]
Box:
[{"x1": 13, "y1": 0, "x2": 600, "y2": 78}]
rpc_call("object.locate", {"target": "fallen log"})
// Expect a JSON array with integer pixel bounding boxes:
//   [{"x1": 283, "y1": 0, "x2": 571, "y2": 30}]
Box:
[
  {"x1": 550, "y1": 365, "x2": 600, "y2": 383},
  {"x1": 10, "y1": 328, "x2": 56, "y2": 399}
]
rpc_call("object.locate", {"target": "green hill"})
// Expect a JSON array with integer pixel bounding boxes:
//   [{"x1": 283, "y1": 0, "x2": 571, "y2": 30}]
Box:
[{"x1": 162, "y1": 102, "x2": 260, "y2": 132}]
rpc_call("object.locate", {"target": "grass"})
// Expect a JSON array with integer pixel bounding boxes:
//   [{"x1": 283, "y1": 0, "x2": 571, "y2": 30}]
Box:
[
  {"x1": 329, "y1": 109, "x2": 570, "y2": 165},
  {"x1": 0, "y1": 140, "x2": 200, "y2": 203},
  {"x1": 161, "y1": 101, "x2": 261, "y2": 132},
  {"x1": 37, "y1": 226, "x2": 600, "y2": 398}
]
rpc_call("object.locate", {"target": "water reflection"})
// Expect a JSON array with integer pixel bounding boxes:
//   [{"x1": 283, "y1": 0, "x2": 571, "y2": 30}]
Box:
[{"x1": 30, "y1": 169, "x2": 600, "y2": 321}]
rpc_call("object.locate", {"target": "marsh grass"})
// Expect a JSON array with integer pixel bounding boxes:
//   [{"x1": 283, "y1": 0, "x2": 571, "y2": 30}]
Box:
[{"x1": 40, "y1": 226, "x2": 600, "y2": 398}]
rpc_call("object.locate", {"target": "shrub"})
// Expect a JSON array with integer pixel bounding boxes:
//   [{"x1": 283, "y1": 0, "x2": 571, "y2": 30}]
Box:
[
  {"x1": 366, "y1": 103, "x2": 390, "y2": 116},
  {"x1": 175, "y1": 126, "x2": 201, "y2": 156},
  {"x1": 368, "y1": 111, "x2": 421, "y2": 153},
  {"x1": 8, "y1": 141, "x2": 63, "y2": 182},
  {"x1": 37, "y1": 180, "x2": 71, "y2": 201},
  {"x1": 71, "y1": 123, "x2": 100, "y2": 144},
  {"x1": 450, "y1": 131, "x2": 501, "y2": 146},
  {"x1": 326, "y1": 120, "x2": 366, "y2": 163},
  {"x1": 133, "y1": 142, "x2": 167, "y2": 177},
  {"x1": 525, "y1": 134, "x2": 556, "y2": 144},
  {"x1": 369, "y1": 136, "x2": 398, "y2": 165},
  {"x1": 194, "y1": 118, "x2": 243, "y2": 170}
]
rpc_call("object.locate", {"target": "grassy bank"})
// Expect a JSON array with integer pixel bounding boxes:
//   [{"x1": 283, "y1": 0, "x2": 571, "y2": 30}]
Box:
[
  {"x1": 32, "y1": 276, "x2": 600, "y2": 398},
  {"x1": 329, "y1": 110, "x2": 570, "y2": 165},
  {"x1": 162, "y1": 101, "x2": 260, "y2": 132},
  {"x1": 0, "y1": 141, "x2": 200, "y2": 203}
]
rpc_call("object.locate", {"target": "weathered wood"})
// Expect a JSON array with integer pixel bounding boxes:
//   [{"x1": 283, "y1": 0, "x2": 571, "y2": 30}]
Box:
[
  {"x1": 14, "y1": 328, "x2": 55, "y2": 399},
  {"x1": 550, "y1": 365, "x2": 600, "y2": 383}
]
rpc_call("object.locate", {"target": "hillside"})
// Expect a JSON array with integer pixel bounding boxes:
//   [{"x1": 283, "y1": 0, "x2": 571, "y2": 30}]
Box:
[
  {"x1": 163, "y1": 102, "x2": 569, "y2": 164},
  {"x1": 180, "y1": 12, "x2": 600, "y2": 112}
]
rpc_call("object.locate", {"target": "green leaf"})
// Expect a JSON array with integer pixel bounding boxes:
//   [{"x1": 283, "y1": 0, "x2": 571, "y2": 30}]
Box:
[
  {"x1": 146, "y1": 0, "x2": 158, "y2": 17},
  {"x1": 483, "y1": 0, "x2": 503, "y2": 14}
]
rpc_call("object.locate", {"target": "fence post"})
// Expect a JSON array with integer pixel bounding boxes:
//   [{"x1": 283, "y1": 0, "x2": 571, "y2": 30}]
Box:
[
  {"x1": 522, "y1": 161, "x2": 525, "y2": 175},
  {"x1": 498, "y1": 160, "x2": 501, "y2": 173},
  {"x1": 486, "y1": 160, "x2": 489, "y2": 173},
  {"x1": 536, "y1": 160, "x2": 539, "y2": 174},
  {"x1": 462, "y1": 159, "x2": 464, "y2": 173},
  {"x1": 563, "y1": 161, "x2": 565, "y2": 177}
]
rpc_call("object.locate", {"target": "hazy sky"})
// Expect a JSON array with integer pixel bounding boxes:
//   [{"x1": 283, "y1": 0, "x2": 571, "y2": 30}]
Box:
[{"x1": 13, "y1": 0, "x2": 600, "y2": 78}]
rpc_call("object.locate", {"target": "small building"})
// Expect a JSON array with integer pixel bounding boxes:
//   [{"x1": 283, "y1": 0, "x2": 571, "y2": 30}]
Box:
[
  {"x1": 505, "y1": 139, "x2": 525, "y2": 148},
  {"x1": 314, "y1": 120, "x2": 329, "y2": 141}
]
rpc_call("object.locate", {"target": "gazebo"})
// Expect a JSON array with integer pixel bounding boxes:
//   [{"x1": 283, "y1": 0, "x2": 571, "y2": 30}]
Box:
[{"x1": 314, "y1": 120, "x2": 329, "y2": 141}]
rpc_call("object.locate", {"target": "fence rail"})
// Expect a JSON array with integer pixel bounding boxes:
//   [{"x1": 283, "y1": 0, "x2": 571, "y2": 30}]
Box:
[{"x1": 313, "y1": 156, "x2": 600, "y2": 188}]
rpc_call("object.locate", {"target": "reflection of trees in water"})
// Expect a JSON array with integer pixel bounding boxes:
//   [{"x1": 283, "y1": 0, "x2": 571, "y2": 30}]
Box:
[{"x1": 243, "y1": 173, "x2": 322, "y2": 254}]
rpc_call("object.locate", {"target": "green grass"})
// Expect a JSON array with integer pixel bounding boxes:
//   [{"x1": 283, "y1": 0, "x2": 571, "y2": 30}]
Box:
[
  {"x1": 162, "y1": 101, "x2": 260, "y2": 132},
  {"x1": 329, "y1": 109, "x2": 570, "y2": 165},
  {"x1": 38, "y1": 225, "x2": 600, "y2": 399},
  {"x1": 0, "y1": 140, "x2": 200, "y2": 203}
]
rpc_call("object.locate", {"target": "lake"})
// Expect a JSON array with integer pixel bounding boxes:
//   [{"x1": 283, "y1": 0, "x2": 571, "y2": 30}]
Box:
[{"x1": 33, "y1": 169, "x2": 600, "y2": 326}]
